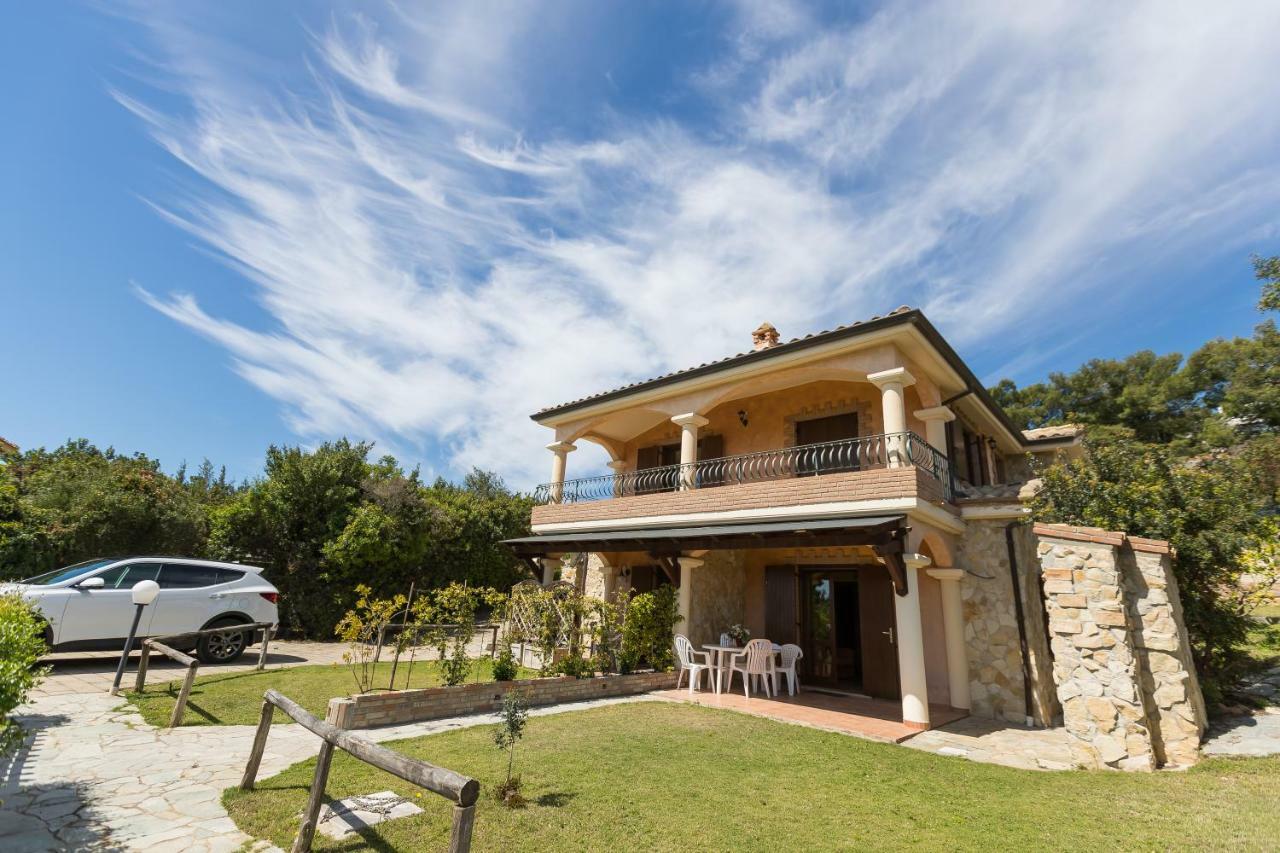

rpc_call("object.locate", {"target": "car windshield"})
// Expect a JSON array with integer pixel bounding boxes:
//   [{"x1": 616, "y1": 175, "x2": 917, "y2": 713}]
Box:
[{"x1": 20, "y1": 559, "x2": 118, "y2": 586}]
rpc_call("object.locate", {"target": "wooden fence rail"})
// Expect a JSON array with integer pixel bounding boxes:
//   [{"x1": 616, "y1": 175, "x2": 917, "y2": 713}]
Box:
[
  {"x1": 133, "y1": 621, "x2": 274, "y2": 727},
  {"x1": 241, "y1": 689, "x2": 479, "y2": 853}
]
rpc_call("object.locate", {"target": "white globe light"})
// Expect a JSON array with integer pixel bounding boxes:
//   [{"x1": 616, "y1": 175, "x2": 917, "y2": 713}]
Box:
[{"x1": 131, "y1": 579, "x2": 160, "y2": 606}]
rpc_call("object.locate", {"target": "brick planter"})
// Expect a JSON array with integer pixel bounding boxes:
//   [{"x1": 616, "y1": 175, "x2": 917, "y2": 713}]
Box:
[{"x1": 326, "y1": 670, "x2": 677, "y2": 729}]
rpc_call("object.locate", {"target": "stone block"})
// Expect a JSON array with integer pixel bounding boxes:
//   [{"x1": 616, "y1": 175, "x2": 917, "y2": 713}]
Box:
[
  {"x1": 1056, "y1": 594, "x2": 1087, "y2": 608},
  {"x1": 1049, "y1": 619, "x2": 1082, "y2": 635}
]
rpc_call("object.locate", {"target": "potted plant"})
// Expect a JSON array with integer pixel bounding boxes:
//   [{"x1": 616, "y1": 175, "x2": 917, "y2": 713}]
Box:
[{"x1": 726, "y1": 624, "x2": 750, "y2": 646}]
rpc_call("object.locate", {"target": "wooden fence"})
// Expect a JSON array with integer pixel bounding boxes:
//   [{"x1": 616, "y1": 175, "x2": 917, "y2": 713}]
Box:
[
  {"x1": 241, "y1": 689, "x2": 479, "y2": 853},
  {"x1": 133, "y1": 621, "x2": 274, "y2": 727}
]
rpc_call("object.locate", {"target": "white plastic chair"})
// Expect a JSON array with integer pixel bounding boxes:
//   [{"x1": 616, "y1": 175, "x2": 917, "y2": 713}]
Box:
[
  {"x1": 726, "y1": 638, "x2": 775, "y2": 698},
  {"x1": 674, "y1": 635, "x2": 712, "y2": 694},
  {"x1": 773, "y1": 643, "x2": 803, "y2": 696}
]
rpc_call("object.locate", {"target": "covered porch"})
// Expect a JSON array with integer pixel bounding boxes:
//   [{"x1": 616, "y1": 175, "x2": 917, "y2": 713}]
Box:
[{"x1": 505, "y1": 514, "x2": 972, "y2": 731}]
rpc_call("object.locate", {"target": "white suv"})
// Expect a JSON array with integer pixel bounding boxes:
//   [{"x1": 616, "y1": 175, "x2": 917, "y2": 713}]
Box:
[{"x1": 9, "y1": 557, "x2": 280, "y2": 664}]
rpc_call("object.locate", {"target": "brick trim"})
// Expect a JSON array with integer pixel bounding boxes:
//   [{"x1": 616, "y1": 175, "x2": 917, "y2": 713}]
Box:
[{"x1": 1031, "y1": 523, "x2": 1125, "y2": 547}]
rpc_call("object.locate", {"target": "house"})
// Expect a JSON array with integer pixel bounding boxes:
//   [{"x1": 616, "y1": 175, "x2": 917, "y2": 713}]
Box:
[
  {"x1": 0, "y1": 436, "x2": 16, "y2": 455},
  {"x1": 505, "y1": 307, "x2": 1207, "y2": 770}
]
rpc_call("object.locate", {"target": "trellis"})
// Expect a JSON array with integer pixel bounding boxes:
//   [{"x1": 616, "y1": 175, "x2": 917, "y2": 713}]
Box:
[{"x1": 506, "y1": 579, "x2": 579, "y2": 646}]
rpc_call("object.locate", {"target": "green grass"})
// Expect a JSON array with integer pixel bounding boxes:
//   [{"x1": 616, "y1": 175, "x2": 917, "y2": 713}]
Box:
[
  {"x1": 1243, "y1": 617, "x2": 1280, "y2": 671},
  {"x1": 1253, "y1": 602, "x2": 1280, "y2": 619},
  {"x1": 224, "y1": 702, "x2": 1280, "y2": 852},
  {"x1": 127, "y1": 659, "x2": 534, "y2": 728}
]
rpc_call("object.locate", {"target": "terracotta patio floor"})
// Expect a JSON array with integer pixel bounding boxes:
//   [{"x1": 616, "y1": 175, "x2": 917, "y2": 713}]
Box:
[{"x1": 652, "y1": 686, "x2": 967, "y2": 743}]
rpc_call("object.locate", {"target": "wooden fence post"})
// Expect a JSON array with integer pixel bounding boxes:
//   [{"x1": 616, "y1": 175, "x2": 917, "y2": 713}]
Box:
[
  {"x1": 449, "y1": 803, "x2": 477, "y2": 853},
  {"x1": 240, "y1": 699, "x2": 275, "y2": 790},
  {"x1": 292, "y1": 740, "x2": 335, "y2": 853},
  {"x1": 257, "y1": 627, "x2": 271, "y2": 671},
  {"x1": 169, "y1": 659, "x2": 200, "y2": 728},
  {"x1": 134, "y1": 643, "x2": 151, "y2": 694}
]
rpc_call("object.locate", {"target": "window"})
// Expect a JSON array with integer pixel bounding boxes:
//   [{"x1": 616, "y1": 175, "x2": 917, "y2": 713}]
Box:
[
  {"x1": 21, "y1": 559, "x2": 116, "y2": 586},
  {"x1": 634, "y1": 435, "x2": 725, "y2": 492},
  {"x1": 216, "y1": 568, "x2": 246, "y2": 584},
  {"x1": 95, "y1": 563, "x2": 163, "y2": 589},
  {"x1": 158, "y1": 564, "x2": 224, "y2": 589}
]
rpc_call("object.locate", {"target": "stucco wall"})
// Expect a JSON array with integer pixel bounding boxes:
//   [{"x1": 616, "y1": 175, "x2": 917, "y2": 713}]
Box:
[{"x1": 619, "y1": 379, "x2": 932, "y2": 465}]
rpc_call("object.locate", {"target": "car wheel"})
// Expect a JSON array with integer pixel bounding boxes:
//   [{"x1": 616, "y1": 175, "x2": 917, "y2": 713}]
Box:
[{"x1": 197, "y1": 619, "x2": 249, "y2": 664}]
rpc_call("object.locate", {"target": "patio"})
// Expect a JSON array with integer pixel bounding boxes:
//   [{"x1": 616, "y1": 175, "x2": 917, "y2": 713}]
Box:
[{"x1": 652, "y1": 686, "x2": 968, "y2": 743}]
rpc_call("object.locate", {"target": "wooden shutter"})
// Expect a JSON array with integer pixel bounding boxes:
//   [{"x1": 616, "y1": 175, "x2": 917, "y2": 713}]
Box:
[
  {"x1": 697, "y1": 433, "x2": 725, "y2": 487},
  {"x1": 764, "y1": 566, "x2": 798, "y2": 645},
  {"x1": 636, "y1": 445, "x2": 661, "y2": 470}
]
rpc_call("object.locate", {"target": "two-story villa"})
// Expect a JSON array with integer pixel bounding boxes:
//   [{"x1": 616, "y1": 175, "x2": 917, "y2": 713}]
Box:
[{"x1": 506, "y1": 307, "x2": 1207, "y2": 769}]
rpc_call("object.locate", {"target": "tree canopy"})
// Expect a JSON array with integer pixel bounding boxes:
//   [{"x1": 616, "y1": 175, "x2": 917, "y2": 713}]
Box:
[{"x1": 0, "y1": 439, "x2": 533, "y2": 637}]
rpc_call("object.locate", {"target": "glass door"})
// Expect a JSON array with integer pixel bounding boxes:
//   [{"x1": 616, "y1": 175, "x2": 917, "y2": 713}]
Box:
[{"x1": 802, "y1": 575, "x2": 835, "y2": 684}]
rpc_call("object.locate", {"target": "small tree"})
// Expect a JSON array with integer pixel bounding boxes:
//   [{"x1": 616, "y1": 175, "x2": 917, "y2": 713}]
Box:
[
  {"x1": 492, "y1": 691, "x2": 530, "y2": 806},
  {"x1": 334, "y1": 585, "x2": 405, "y2": 694},
  {"x1": 0, "y1": 595, "x2": 48, "y2": 755}
]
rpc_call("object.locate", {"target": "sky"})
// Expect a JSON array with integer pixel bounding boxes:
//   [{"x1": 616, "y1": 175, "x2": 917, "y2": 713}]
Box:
[{"x1": 2, "y1": 1, "x2": 1278, "y2": 488}]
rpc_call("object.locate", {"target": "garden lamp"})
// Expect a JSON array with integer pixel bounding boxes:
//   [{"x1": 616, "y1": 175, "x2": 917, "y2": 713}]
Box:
[{"x1": 110, "y1": 580, "x2": 161, "y2": 696}]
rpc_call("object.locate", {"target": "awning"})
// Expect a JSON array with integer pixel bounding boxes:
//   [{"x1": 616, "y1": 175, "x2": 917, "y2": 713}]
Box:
[{"x1": 503, "y1": 514, "x2": 912, "y2": 595}]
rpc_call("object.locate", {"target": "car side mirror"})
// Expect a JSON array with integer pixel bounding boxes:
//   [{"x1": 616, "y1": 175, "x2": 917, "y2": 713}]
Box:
[{"x1": 77, "y1": 577, "x2": 105, "y2": 590}]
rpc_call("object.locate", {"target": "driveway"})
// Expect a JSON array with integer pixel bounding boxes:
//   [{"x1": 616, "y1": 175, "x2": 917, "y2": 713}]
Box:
[{"x1": 33, "y1": 641, "x2": 350, "y2": 698}]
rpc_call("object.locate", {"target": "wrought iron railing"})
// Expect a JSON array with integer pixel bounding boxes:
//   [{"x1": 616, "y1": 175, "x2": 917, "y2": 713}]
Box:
[{"x1": 534, "y1": 431, "x2": 953, "y2": 505}]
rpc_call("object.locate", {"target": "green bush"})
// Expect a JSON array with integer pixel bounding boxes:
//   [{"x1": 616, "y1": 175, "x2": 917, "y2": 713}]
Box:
[
  {"x1": 0, "y1": 595, "x2": 48, "y2": 755},
  {"x1": 492, "y1": 644, "x2": 519, "y2": 682},
  {"x1": 620, "y1": 585, "x2": 680, "y2": 672}
]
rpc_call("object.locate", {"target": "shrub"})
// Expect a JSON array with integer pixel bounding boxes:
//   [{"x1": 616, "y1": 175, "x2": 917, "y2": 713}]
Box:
[
  {"x1": 620, "y1": 585, "x2": 680, "y2": 672},
  {"x1": 492, "y1": 643, "x2": 519, "y2": 682},
  {"x1": 0, "y1": 594, "x2": 48, "y2": 755},
  {"x1": 334, "y1": 584, "x2": 405, "y2": 694}
]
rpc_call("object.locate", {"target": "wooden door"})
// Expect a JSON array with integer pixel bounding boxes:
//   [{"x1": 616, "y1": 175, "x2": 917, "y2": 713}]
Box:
[
  {"x1": 764, "y1": 566, "x2": 797, "y2": 645},
  {"x1": 857, "y1": 568, "x2": 900, "y2": 700}
]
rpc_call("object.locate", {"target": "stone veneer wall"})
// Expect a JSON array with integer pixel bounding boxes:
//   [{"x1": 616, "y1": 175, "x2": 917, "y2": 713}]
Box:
[
  {"x1": 688, "y1": 550, "x2": 747, "y2": 647},
  {"x1": 954, "y1": 519, "x2": 1058, "y2": 725},
  {"x1": 326, "y1": 671, "x2": 677, "y2": 729},
  {"x1": 1035, "y1": 524, "x2": 1207, "y2": 770},
  {"x1": 1119, "y1": 541, "x2": 1207, "y2": 766}
]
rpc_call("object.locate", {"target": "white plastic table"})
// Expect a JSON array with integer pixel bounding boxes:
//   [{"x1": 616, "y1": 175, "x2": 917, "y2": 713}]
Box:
[{"x1": 703, "y1": 642, "x2": 782, "y2": 694}]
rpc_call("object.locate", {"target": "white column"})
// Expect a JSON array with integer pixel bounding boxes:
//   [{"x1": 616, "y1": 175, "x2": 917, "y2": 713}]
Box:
[
  {"x1": 541, "y1": 557, "x2": 561, "y2": 586},
  {"x1": 607, "y1": 459, "x2": 629, "y2": 497},
  {"x1": 913, "y1": 406, "x2": 955, "y2": 457},
  {"x1": 676, "y1": 556, "x2": 704, "y2": 640},
  {"x1": 928, "y1": 567, "x2": 970, "y2": 710},
  {"x1": 894, "y1": 553, "x2": 931, "y2": 728},
  {"x1": 670, "y1": 413, "x2": 709, "y2": 489},
  {"x1": 546, "y1": 441, "x2": 576, "y2": 502},
  {"x1": 868, "y1": 368, "x2": 916, "y2": 467}
]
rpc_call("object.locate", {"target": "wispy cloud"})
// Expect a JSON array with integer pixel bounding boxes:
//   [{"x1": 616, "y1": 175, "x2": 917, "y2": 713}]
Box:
[{"x1": 117, "y1": 0, "x2": 1280, "y2": 485}]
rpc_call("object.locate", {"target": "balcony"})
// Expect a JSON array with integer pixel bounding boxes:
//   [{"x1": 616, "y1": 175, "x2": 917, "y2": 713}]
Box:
[{"x1": 531, "y1": 432, "x2": 952, "y2": 526}]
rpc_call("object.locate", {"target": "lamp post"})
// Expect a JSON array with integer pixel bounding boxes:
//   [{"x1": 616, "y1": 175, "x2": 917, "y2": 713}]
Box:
[{"x1": 110, "y1": 580, "x2": 160, "y2": 696}]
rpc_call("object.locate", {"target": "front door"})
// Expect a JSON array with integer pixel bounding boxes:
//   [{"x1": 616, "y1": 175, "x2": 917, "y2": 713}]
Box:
[{"x1": 857, "y1": 568, "x2": 900, "y2": 700}]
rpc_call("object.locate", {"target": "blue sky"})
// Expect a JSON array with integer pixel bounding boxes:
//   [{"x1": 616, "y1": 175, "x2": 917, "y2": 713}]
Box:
[{"x1": 2, "y1": 2, "x2": 1278, "y2": 487}]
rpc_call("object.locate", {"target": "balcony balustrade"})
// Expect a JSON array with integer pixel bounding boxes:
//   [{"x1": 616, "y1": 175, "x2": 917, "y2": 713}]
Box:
[{"x1": 533, "y1": 431, "x2": 952, "y2": 506}]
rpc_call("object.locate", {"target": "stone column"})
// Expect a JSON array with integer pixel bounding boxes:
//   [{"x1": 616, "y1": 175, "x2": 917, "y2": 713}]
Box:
[
  {"x1": 1035, "y1": 525, "x2": 1155, "y2": 771},
  {"x1": 868, "y1": 368, "x2": 916, "y2": 467},
  {"x1": 895, "y1": 553, "x2": 931, "y2": 728},
  {"x1": 546, "y1": 441, "x2": 576, "y2": 502},
  {"x1": 671, "y1": 413, "x2": 709, "y2": 489},
  {"x1": 913, "y1": 406, "x2": 955, "y2": 457},
  {"x1": 676, "y1": 556, "x2": 704, "y2": 640},
  {"x1": 541, "y1": 557, "x2": 561, "y2": 587},
  {"x1": 927, "y1": 567, "x2": 970, "y2": 710}
]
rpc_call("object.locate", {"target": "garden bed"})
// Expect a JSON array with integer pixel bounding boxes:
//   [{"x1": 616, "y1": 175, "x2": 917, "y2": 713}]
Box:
[
  {"x1": 127, "y1": 659, "x2": 534, "y2": 727},
  {"x1": 224, "y1": 701, "x2": 1280, "y2": 851},
  {"x1": 326, "y1": 670, "x2": 676, "y2": 728}
]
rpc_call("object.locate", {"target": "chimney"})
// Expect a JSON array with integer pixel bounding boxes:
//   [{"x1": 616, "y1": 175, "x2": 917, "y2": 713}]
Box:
[{"x1": 752, "y1": 322, "x2": 780, "y2": 351}]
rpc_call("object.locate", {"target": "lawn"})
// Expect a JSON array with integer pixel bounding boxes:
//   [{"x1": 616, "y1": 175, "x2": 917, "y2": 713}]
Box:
[
  {"x1": 128, "y1": 659, "x2": 534, "y2": 728},
  {"x1": 1244, "y1": 616, "x2": 1280, "y2": 670},
  {"x1": 224, "y1": 701, "x2": 1280, "y2": 852}
]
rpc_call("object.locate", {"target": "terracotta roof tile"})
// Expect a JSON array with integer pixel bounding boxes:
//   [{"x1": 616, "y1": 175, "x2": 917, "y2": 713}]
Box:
[{"x1": 1022, "y1": 424, "x2": 1084, "y2": 441}]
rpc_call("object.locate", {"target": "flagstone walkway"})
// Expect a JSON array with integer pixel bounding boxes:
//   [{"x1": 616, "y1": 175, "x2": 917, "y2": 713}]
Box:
[{"x1": 0, "y1": 690, "x2": 652, "y2": 852}]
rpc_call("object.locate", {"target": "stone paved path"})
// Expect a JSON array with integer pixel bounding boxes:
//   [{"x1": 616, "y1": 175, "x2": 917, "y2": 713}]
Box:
[
  {"x1": 905, "y1": 715, "x2": 1079, "y2": 770},
  {"x1": 0, "y1": 691, "x2": 652, "y2": 852},
  {"x1": 1202, "y1": 664, "x2": 1280, "y2": 758}
]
